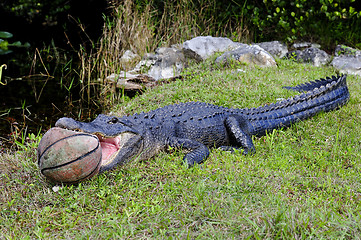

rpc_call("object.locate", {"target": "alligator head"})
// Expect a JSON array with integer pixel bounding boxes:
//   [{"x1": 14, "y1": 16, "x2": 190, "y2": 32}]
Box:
[{"x1": 55, "y1": 114, "x2": 143, "y2": 172}]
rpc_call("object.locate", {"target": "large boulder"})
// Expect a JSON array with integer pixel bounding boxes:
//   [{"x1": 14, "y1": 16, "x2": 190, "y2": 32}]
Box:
[
  {"x1": 133, "y1": 47, "x2": 185, "y2": 80},
  {"x1": 147, "y1": 47, "x2": 185, "y2": 80},
  {"x1": 285, "y1": 47, "x2": 330, "y2": 67},
  {"x1": 331, "y1": 45, "x2": 361, "y2": 76},
  {"x1": 254, "y1": 41, "x2": 288, "y2": 58},
  {"x1": 331, "y1": 57, "x2": 361, "y2": 76},
  {"x1": 182, "y1": 36, "x2": 240, "y2": 61},
  {"x1": 215, "y1": 44, "x2": 277, "y2": 67}
]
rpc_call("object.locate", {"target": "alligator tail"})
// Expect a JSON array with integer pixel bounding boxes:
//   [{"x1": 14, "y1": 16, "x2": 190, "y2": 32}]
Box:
[
  {"x1": 244, "y1": 75, "x2": 350, "y2": 136},
  {"x1": 282, "y1": 75, "x2": 342, "y2": 92}
]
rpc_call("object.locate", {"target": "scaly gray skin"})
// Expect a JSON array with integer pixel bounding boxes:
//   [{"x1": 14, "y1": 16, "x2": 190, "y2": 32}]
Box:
[{"x1": 55, "y1": 75, "x2": 350, "y2": 172}]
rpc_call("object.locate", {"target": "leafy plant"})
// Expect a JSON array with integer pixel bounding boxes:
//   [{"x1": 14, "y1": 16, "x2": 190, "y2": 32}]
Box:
[
  {"x1": 14, "y1": 131, "x2": 42, "y2": 151},
  {"x1": 0, "y1": 31, "x2": 30, "y2": 55},
  {"x1": 248, "y1": 0, "x2": 361, "y2": 47}
]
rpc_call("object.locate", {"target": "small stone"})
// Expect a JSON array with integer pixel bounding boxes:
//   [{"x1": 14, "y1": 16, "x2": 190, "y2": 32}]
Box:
[{"x1": 254, "y1": 41, "x2": 288, "y2": 58}]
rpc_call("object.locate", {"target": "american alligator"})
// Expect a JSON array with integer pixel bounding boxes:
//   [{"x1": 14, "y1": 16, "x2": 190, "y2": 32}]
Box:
[{"x1": 55, "y1": 75, "x2": 349, "y2": 172}]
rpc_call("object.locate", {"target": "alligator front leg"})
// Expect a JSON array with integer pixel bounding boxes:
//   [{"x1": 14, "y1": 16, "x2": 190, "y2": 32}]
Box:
[
  {"x1": 220, "y1": 115, "x2": 256, "y2": 155},
  {"x1": 168, "y1": 137, "x2": 210, "y2": 167}
]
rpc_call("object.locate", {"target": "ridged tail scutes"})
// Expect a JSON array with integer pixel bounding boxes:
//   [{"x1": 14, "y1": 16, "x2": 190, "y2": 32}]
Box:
[
  {"x1": 247, "y1": 75, "x2": 349, "y2": 136},
  {"x1": 282, "y1": 75, "x2": 344, "y2": 92}
]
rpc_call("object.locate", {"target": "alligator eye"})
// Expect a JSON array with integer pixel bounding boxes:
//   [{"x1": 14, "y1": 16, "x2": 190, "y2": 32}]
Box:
[{"x1": 108, "y1": 117, "x2": 119, "y2": 124}]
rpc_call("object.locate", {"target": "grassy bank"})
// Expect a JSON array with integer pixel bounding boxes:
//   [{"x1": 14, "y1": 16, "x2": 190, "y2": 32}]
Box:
[{"x1": 1, "y1": 58, "x2": 360, "y2": 238}]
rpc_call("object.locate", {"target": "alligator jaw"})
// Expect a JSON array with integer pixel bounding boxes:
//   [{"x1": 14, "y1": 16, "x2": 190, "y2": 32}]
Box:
[
  {"x1": 55, "y1": 116, "x2": 143, "y2": 171},
  {"x1": 96, "y1": 132, "x2": 138, "y2": 167},
  {"x1": 52, "y1": 126, "x2": 142, "y2": 169}
]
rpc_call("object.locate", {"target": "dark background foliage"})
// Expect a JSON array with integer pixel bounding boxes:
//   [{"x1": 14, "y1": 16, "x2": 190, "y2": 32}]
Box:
[
  {"x1": 1, "y1": 0, "x2": 360, "y2": 52},
  {"x1": 0, "y1": 0, "x2": 109, "y2": 49},
  {"x1": 147, "y1": 0, "x2": 361, "y2": 49}
]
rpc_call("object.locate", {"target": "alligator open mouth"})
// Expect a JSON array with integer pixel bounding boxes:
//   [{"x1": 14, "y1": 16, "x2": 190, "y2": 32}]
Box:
[
  {"x1": 54, "y1": 116, "x2": 143, "y2": 171},
  {"x1": 95, "y1": 132, "x2": 139, "y2": 167},
  {"x1": 96, "y1": 135, "x2": 121, "y2": 166}
]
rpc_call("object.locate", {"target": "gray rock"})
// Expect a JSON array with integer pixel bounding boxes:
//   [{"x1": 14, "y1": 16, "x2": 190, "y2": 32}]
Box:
[
  {"x1": 120, "y1": 50, "x2": 139, "y2": 62},
  {"x1": 285, "y1": 47, "x2": 330, "y2": 67},
  {"x1": 334, "y1": 45, "x2": 361, "y2": 57},
  {"x1": 147, "y1": 64, "x2": 181, "y2": 80},
  {"x1": 143, "y1": 52, "x2": 159, "y2": 60},
  {"x1": 146, "y1": 47, "x2": 185, "y2": 80},
  {"x1": 331, "y1": 45, "x2": 361, "y2": 76},
  {"x1": 254, "y1": 41, "x2": 288, "y2": 58},
  {"x1": 292, "y1": 42, "x2": 321, "y2": 49},
  {"x1": 331, "y1": 56, "x2": 361, "y2": 76},
  {"x1": 182, "y1": 36, "x2": 240, "y2": 61},
  {"x1": 154, "y1": 47, "x2": 185, "y2": 68},
  {"x1": 215, "y1": 44, "x2": 277, "y2": 67},
  {"x1": 133, "y1": 59, "x2": 157, "y2": 73},
  {"x1": 132, "y1": 47, "x2": 185, "y2": 80},
  {"x1": 105, "y1": 72, "x2": 156, "y2": 90}
]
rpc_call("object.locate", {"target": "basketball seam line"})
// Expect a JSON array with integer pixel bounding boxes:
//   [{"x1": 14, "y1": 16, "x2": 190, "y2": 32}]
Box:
[
  {"x1": 39, "y1": 134, "x2": 100, "y2": 172},
  {"x1": 40, "y1": 140, "x2": 100, "y2": 174},
  {"x1": 69, "y1": 154, "x2": 103, "y2": 183},
  {"x1": 38, "y1": 133, "x2": 98, "y2": 165}
]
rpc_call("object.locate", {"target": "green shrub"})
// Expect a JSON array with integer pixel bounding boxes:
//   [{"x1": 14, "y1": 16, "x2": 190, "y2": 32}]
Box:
[
  {"x1": 0, "y1": 31, "x2": 30, "y2": 55},
  {"x1": 248, "y1": 0, "x2": 361, "y2": 47},
  {"x1": 139, "y1": 0, "x2": 361, "y2": 48}
]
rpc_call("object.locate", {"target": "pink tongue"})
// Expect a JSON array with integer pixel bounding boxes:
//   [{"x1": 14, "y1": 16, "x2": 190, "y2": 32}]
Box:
[{"x1": 99, "y1": 137, "x2": 120, "y2": 162}]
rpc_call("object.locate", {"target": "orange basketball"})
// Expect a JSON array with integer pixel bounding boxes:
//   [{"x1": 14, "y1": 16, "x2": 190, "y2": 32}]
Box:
[{"x1": 37, "y1": 127, "x2": 102, "y2": 184}]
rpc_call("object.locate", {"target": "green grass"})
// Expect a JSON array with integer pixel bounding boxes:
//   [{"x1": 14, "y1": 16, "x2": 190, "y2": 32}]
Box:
[{"x1": 1, "y1": 59, "x2": 361, "y2": 239}]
